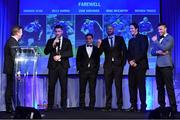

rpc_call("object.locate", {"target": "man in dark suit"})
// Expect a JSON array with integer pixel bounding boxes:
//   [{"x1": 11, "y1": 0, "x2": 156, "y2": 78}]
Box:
[
  {"x1": 126, "y1": 23, "x2": 149, "y2": 112},
  {"x1": 151, "y1": 23, "x2": 177, "y2": 112},
  {"x1": 97, "y1": 25, "x2": 127, "y2": 111},
  {"x1": 44, "y1": 25, "x2": 73, "y2": 110},
  {"x1": 76, "y1": 33, "x2": 100, "y2": 110},
  {"x1": 3, "y1": 26, "x2": 23, "y2": 113}
]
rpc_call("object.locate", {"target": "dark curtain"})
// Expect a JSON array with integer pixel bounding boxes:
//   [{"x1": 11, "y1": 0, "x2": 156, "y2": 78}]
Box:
[
  {"x1": 161, "y1": 0, "x2": 180, "y2": 79},
  {"x1": 0, "y1": 0, "x2": 18, "y2": 111}
]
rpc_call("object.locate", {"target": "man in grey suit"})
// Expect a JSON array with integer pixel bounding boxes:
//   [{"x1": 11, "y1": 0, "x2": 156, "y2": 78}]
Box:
[{"x1": 151, "y1": 23, "x2": 177, "y2": 112}]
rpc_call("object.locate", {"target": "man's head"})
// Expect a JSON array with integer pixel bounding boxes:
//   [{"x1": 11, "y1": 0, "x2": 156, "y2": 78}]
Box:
[
  {"x1": 85, "y1": 19, "x2": 90, "y2": 23},
  {"x1": 85, "y1": 33, "x2": 93, "y2": 45},
  {"x1": 143, "y1": 17, "x2": 148, "y2": 22},
  {"x1": 158, "y1": 23, "x2": 167, "y2": 36},
  {"x1": 34, "y1": 18, "x2": 39, "y2": 24},
  {"x1": 106, "y1": 25, "x2": 115, "y2": 36},
  {"x1": 11, "y1": 26, "x2": 23, "y2": 40},
  {"x1": 54, "y1": 25, "x2": 64, "y2": 38},
  {"x1": 116, "y1": 18, "x2": 121, "y2": 23},
  {"x1": 130, "y1": 23, "x2": 139, "y2": 36}
]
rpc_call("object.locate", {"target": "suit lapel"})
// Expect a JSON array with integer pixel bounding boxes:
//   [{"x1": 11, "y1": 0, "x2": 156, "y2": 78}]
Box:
[
  {"x1": 90, "y1": 46, "x2": 95, "y2": 59},
  {"x1": 105, "y1": 38, "x2": 111, "y2": 49},
  {"x1": 11, "y1": 37, "x2": 19, "y2": 46},
  {"x1": 114, "y1": 36, "x2": 118, "y2": 47},
  {"x1": 161, "y1": 35, "x2": 168, "y2": 45},
  {"x1": 61, "y1": 37, "x2": 65, "y2": 50},
  {"x1": 83, "y1": 45, "x2": 89, "y2": 58}
]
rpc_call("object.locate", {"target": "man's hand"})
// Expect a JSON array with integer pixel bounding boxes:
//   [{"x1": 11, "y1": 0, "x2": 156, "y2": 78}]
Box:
[
  {"x1": 97, "y1": 39, "x2": 102, "y2": 48},
  {"x1": 53, "y1": 55, "x2": 61, "y2": 61},
  {"x1": 52, "y1": 37, "x2": 60, "y2": 48},
  {"x1": 152, "y1": 35, "x2": 158, "y2": 42},
  {"x1": 129, "y1": 60, "x2": 137, "y2": 67},
  {"x1": 162, "y1": 51, "x2": 169, "y2": 55},
  {"x1": 132, "y1": 63, "x2": 137, "y2": 67},
  {"x1": 129, "y1": 60, "x2": 134, "y2": 66},
  {"x1": 16, "y1": 74, "x2": 21, "y2": 81},
  {"x1": 156, "y1": 50, "x2": 169, "y2": 56},
  {"x1": 129, "y1": 60, "x2": 135, "y2": 65},
  {"x1": 156, "y1": 50, "x2": 163, "y2": 54}
]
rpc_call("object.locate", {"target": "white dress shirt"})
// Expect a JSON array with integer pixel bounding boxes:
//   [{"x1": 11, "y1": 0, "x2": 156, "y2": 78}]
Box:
[
  {"x1": 86, "y1": 44, "x2": 93, "y2": 58},
  {"x1": 86, "y1": 44, "x2": 93, "y2": 67},
  {"x1": 11, "y1": 36, "x2": 19, "y2": 42},
  {"x1": 108, "y1": 35, "x2": 115, "y2": 61}
]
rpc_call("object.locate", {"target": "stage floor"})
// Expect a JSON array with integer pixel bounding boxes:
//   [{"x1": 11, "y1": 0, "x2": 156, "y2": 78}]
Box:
[{"x1": 0, "y1": 108, "x2": 180, "y2": 119}]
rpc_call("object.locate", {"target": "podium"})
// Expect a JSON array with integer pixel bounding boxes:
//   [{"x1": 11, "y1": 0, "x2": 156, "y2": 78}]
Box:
[{"x1": 13, "y1": 46, "x2": 39, "y2": 108}]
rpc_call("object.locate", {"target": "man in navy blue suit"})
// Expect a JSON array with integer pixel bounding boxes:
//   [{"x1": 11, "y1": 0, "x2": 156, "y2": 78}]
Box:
[
  {"x1": 97, "y1": 25, "x2": 127, "y2": 111},
  {"x1": 127, "y1": 23, "x2": 149, "y2": 112},
  {"x1": 4, "y1": 26, "x2": 23, "y2": 113}
]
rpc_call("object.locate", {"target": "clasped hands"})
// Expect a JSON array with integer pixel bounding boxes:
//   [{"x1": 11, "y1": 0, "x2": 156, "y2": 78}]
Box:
[
  {"x1": 156, "y1": 50, "x2": 169, "y2": 56},
  {"x1": 53, "y1": 55, "x2": 61, "y2": 61},
  {"x1": 129, "y1": 60, "x2": 137, "y2": 67}
]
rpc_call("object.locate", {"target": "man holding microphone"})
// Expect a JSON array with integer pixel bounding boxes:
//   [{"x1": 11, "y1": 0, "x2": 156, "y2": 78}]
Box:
[{"x1": 44, "y1": 25, "x2": 73, "y2": 110}]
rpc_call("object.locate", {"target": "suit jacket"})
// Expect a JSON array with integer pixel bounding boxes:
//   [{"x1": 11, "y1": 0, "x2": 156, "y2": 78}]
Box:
[
  {"x1": 44, "y1": 37, "x2": 73, "y2": 69},
  {"x1": 76, "y1": 44, "x2": 100, "y2": 73},
  {"x1": 3, "y1": 37, "x2": 19, "y2": 75},
  {"x1": 128, "y1": 34, "x2": 149, "y2": 69},
  {"x1": 99, "y1": 35, "x2": 127, "y2": 69},
  {"x1": 151, "y1": 34, "x2": 174, "y2": 67}
]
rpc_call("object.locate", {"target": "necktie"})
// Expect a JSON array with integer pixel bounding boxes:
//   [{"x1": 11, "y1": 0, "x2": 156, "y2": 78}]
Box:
[{"x1": 110, "y1": 37, "x2": 113, "y2": 47}]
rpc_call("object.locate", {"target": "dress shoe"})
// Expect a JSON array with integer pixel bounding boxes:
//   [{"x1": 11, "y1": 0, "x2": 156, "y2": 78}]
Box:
[
  {"x1": 103, "y1": 106, "x2": 111, "y2": 112},
  {"x1": 117, "y1": 106, "x2": 123, "y2": 112},
  {"x1": 126, "y1": 106, "x2": 137, "y2": 112},
  {"x1": 140, "y1": 104, "x2": 147, "y2": 112},
  {"x1": 6, "y1": 106, "x2": 13, "y2": 114},
  {"x1": 171, "y1": 106, "x2": 177, "y2": 113},
  {"x1": 6, "y1": 109, "x2": 13, "y2": 114},
  {"x1": 159, "y1": 105, "x2": 165, "y2": 109},
  {"x1": 61, "y1": 107, "x2": 67, "y2": 112},
  {"x1": 47, "y1": 106, "x2": 53, "y2": 111},
  {"x1": 89, "y1": 106, "x2": 95, "y2": 111},
  {"x1": 139, "y1": 108, "x2": 146, "y2": 112},
  {"x1": 79, "y1": 105, "x2": 86, "y2": 110}
]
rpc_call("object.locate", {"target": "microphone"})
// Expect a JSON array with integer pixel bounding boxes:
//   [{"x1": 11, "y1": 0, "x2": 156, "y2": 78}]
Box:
[
  {"x1": 55, "y1": 37, "x2": 60, "y2": 46},
  {"x1": 55, "y1": 45, "x2": 58, "y2": 54},
  {"x1": 55, "y1": 37, "x2": 60, "y2": 54}
]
